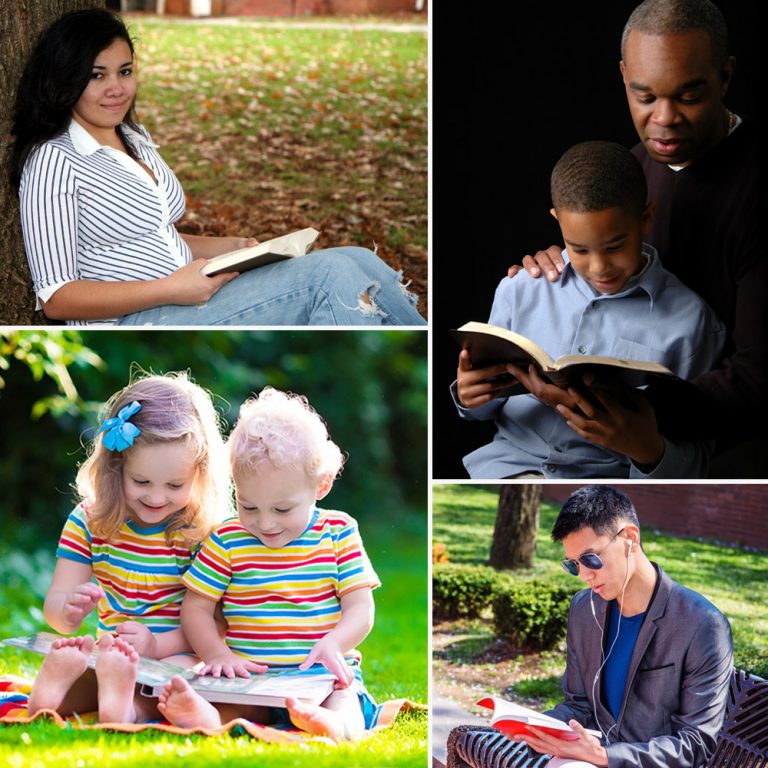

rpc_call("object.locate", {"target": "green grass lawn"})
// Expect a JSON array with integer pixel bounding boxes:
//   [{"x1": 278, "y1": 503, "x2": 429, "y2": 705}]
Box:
[
  {"x1": 0, "y1": 514, "x2": 427, "y2": 767},
  {"x1": 433, "y1": 483, "x2": 768, "y2": 706},
  {"x1": 121, "y1": 16, "x2": 428, "y2": 311}
]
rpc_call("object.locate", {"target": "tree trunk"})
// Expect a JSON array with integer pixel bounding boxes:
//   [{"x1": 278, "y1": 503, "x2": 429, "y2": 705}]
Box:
[
  {"x1": 0, "y1": 0, "x2": 104, "y2": 325},
  {"x1": 489, "y1": 484, "x2": 541, "y2": 569}
]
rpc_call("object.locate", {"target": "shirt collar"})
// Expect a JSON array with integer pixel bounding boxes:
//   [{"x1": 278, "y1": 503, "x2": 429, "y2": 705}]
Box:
[
  {"x1": 561, "y1": 244, "x2": 665, "y2": 307},
  {"x1": 67, "y1": 117, "x2": 157, "y2": 156}
]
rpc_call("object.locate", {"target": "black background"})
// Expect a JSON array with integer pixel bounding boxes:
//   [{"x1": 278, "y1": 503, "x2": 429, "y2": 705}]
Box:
[{"x1": 432, "y1": 1, "x2": 759, "y2": 479}]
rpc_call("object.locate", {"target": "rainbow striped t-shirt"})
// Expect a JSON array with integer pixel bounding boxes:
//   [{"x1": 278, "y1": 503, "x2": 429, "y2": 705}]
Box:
[
  {"x1": 56, "y1": 504, "x2": 194, "y2": 635},
  {"x1": 182, "y1": 508, "x2": 380, "y2": 668}
]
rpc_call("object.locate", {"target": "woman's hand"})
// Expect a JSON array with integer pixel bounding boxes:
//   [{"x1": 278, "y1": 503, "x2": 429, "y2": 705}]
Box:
[
  {"x1": 234, "y1": 237, "x2": 259, "y2": 250},
  {"x1": 162, "y1": 259, "x2": 238, "y2": 304},
  {"x1": 178, "y1": 233, "x2": 259, "y2": 259}
]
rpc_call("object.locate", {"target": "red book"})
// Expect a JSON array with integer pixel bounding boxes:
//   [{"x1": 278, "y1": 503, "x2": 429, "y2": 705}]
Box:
[{"x1": 476, "y1": 696, "x2": 602, "y2": 741}]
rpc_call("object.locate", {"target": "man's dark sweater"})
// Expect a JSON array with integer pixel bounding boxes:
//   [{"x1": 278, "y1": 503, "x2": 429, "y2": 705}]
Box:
[{"x1": 633, "y1": 118, "x2": 766, "y2": 442}]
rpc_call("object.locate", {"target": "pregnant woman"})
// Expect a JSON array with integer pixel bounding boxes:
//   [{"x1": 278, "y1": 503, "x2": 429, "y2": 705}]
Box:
[{"x1": 11, "y1": 9, "x2": 426, "y2": 327}]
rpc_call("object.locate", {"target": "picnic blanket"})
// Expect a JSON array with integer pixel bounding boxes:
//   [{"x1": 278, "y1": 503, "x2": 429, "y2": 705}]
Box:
[{"x1": 0, "y1": 674, "x2": 424, "y2": 742}]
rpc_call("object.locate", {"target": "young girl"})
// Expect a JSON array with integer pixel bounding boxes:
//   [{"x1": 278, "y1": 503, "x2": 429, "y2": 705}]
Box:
[
  {"x1": 27, "y1": 372, "x2": 230, "y2": 723},
  {"x1": 10, "y1": 9, "x2": 425, "y2": 327},
  {"x1": 157, "y1": 387, "x2": 381, "y2": 740}
]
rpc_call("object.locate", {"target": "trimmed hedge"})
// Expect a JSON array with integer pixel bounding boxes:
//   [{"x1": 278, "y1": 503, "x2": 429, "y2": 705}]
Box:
[
  {"x1": 494, "y1": 579, "x2": 574, "y2": 651},
  {"x1": 433, "y1": 564, "x2": 503, "y2": 619},
  {"x1": 735, "y1": 650, "x2": 768, "y2": 680}
]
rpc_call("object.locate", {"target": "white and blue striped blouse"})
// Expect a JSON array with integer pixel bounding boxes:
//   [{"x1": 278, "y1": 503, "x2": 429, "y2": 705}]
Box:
[{"x1": 19, "y1": 119, "x2": 193, "y2": 325}]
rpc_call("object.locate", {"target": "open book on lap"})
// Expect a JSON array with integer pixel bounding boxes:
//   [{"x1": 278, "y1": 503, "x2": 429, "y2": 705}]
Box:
[
  {"x1": 2, "y1": 632, "x2": 335, "y2": 708},
  {"x1": 477, "y1": 695, "x2": 602, "y2": 741},
  {"x1": 452, "y1": 321, "x2": 678, "y2": 395},
  {"x1": 201, "y1": 227, "x2": 321, "y2": 277}
]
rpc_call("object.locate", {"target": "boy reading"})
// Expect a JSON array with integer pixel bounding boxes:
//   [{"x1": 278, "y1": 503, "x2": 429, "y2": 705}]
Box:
[{"x1": 453, "y1": 141, "x2": 725, "y2": 479}]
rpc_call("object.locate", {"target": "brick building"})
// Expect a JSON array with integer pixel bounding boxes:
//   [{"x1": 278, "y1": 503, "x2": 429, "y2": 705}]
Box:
[
  {"x1": 114, "y1": 0, "x2": 425, "y2": 15},
  {"x1": 541, "y1": 484, "x2": 768, "y2": 551}
]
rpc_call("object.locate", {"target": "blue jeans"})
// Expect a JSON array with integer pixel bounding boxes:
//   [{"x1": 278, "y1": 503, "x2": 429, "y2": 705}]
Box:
[{"x1": 117, "y1": 247, "x2": 426, "y2": 326}]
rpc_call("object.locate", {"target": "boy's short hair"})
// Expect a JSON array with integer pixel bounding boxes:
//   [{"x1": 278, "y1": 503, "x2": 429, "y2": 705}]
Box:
[
  {"x1": 621, "y1": 0, "x2": 729, "y2": 67},
  {"x1": 228, "y1": 387, "x2": 345, "y2": 483},
  {"x1": 551, "y1": 486, "x2": 640, "y2": 541},
  {"x1": 551, "y1": 141, "x2": 647, "y2": 217}
]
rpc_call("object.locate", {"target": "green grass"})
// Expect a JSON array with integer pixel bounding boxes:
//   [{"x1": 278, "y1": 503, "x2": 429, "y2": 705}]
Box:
[
  {"x1": 128, "y1": 20, "x2": 427, "y2": 246},
  {"x1": 433, "y1": 484, "x2": 768, "y2": 678},
  {"x1": 0, "y1": 515, "x2": 427, "y2": 766}
]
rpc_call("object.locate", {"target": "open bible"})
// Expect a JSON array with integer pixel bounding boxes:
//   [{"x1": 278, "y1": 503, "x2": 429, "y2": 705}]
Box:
[
  {"x1": 2, "y1": 632, "x2": 335, "y2": 707},
  {"x1": 201, "y1": 227, "x2": 321, "y2": 277},
  {"x1": 477, "y1": 695, "x2": 602, "y2": 741},
  {"x1": 452, "y1": 321, "x2": 678, "y2": 397}
]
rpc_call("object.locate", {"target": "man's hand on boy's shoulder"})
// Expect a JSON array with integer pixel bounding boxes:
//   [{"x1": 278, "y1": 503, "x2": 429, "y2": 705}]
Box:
[{"x1": 507, "y1": 245, "x2": 565, "y2": 282}]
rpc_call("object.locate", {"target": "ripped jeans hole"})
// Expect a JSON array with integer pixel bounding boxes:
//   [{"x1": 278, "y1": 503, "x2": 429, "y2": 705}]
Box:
[
  {"x1": 394, "y1": 269, "x2": 420, "y2": 307},
  {"x1": 339, "y1": 281, "x2": 387, "y2": 317}
]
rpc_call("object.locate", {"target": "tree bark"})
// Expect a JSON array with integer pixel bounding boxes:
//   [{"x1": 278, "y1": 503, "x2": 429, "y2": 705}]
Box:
[
  {"x1": 0, "y1": 0, "x2": 104, "y2": 325},
  {"x1": 489, "y1": 484, "x2": 541, "y2": 569}
]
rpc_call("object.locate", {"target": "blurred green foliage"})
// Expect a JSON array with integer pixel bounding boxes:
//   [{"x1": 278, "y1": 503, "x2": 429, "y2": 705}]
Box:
[{"x1": 0, "y1": 330, "x2": 427, "y2": 551}]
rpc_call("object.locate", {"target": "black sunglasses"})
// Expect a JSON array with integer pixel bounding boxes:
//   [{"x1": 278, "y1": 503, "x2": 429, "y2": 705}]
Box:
[{"x1": 560, "y1": 527, "x2": 627, "y2": 576}]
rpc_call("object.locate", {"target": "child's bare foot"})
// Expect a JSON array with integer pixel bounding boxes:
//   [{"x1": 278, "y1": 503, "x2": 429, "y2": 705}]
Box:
[
  {"x1": 28, "y1": 635, "x2": 94, "y2": 716},
  {"x1": 285, "y1": 696, "x2": 353, "y2": 741},
  {"x1": 94, "y1": 634, "x2": 139, "y2": 723},
  {"x1": 157, "y1": 676, "x2": 222, "y2": 729}
]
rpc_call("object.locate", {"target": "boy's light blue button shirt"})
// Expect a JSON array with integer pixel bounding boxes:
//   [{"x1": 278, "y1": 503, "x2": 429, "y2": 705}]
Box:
[{"x1": 451, "y1": 246, "x2": 726, "y2": 479}]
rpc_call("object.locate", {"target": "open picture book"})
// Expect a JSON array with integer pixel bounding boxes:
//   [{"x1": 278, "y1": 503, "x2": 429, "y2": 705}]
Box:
[
  {"x1": 201, "y1": 227, "x2": 321, "y2": 277},
  {"x1": 2, "y1": 632, "x2": 335, "y2": 707},
  {"x1": 477, "y1": 695, "x2": 602, "y2": 741},
  {"x1": 452, "y1": 321, "x2": 678, "y2": 397}
]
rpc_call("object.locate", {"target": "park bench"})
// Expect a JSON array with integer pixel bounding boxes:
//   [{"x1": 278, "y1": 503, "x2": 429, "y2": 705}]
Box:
[{"x1": 446, "y1": 669, "x2": 767, "y2": 768}]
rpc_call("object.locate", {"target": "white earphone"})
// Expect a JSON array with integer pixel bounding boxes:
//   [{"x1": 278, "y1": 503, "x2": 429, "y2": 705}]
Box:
[{"x1": 591, "y1": 535, "x2": 634, "y2": 744}]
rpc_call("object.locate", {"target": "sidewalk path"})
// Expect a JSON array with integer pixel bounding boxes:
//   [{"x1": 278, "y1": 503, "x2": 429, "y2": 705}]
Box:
[{"x1": 432, "y1": 691, "x2": 488, "y2": 767}]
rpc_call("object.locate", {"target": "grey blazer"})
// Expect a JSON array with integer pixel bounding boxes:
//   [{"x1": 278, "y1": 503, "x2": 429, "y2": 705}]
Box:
[{"x1": 547, "y1": 563, "x2": 733, "y2": 768}]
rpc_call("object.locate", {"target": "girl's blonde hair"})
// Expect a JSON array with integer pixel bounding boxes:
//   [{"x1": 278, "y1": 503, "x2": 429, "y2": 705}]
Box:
[
  {"x1": 228, "y1": 387, "x2": 345, "y2": 483},
  {"x1": 76, "y1": 371, "x2": 230, "y2": 547}
]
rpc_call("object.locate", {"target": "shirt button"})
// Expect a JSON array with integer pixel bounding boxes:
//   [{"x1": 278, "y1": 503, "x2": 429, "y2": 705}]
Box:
[
  {"x1": 553, "y1": 447, "x2": 563, "y2": 453},
  {"x1": 547, "y1": 464, "x2": 557, "y2": 473},
  {"x1": 591, "y1": 300, "x2": 600, "y2": 309},
  {"x1": 578, "y1": 345, "x2": 587, "y2": 354}
]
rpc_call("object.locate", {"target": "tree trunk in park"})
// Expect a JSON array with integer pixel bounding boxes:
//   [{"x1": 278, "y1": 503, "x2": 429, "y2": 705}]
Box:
[
  {"x1": 0, "y1": 0, "x2": 104, "y2": 325},
  {"x1": 489, "y1": 484, "x2": 541, "y2": 569}
]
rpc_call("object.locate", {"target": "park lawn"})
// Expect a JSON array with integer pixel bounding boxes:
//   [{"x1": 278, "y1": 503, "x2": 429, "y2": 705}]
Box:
[
  {"x1": 433, "y1": 484, "x2": 768, "y2": 710},
  {"x1": 0, "y1": 515, "x2": 427, "y2": 767},
  {"x1": 125, "y1": 17, "x2": 428, "y2": 311}
]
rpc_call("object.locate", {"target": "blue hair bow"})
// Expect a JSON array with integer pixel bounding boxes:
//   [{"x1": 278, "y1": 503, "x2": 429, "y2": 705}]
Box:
[{"x1": 99, "y1": 400, "x2": 142, "y2": 452}]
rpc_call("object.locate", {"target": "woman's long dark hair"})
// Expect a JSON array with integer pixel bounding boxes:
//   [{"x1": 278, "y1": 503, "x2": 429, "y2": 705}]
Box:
[{"x1": 10, "y1": 8, "x2": 140, "y2": 190}]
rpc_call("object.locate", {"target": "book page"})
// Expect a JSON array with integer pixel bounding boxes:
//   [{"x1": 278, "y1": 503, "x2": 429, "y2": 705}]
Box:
[
  {"x1": 201, "y1": 228, "x2": 320, "y2": 276},
  {"x1": 477, "y1": 696, "x2": 570, "y2": 729},
  {"x1": 189, "y1": 670, "x2": 336, "y2": 699},
  {"x1": 1, "y1": 632, "x2": 196, "y2": 687},
  {"x1": 477, "y1": 695, "x2": 602, "y2": 739},
  {"x1": 453, "y1": 322, "x2": 555, "y2": 370},
  {"x1": 548, "y1": 355, "x2": 677, "y2": 390}
]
